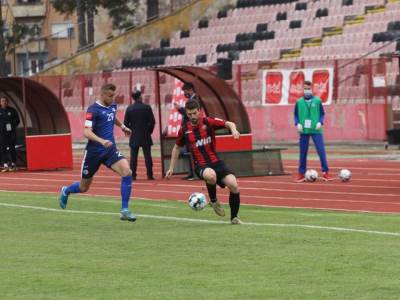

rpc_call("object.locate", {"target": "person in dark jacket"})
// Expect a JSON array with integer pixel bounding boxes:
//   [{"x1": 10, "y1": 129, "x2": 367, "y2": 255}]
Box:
[
  {"x1": 124, "y1": 90, "x2": 156, "y2": 180},
  {"x1": 0, "y1": 96, "x2": 20, "y2": 172}
]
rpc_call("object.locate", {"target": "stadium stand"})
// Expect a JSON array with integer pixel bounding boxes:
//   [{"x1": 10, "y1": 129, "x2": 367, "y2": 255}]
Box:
[
  {"x1": 119, "y1": 0, "x2": 400, "y2": 69},
  {"x1": 51, "y1": 0, "x2": 400, "y2": 143}
]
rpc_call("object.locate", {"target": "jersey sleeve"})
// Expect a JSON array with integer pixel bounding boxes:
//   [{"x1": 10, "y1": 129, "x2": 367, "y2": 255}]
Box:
[
  {"x1": 175, "y1": 127, "x2": 185, "y2": 147},
  {"x1": 207, "y1": 117, "x2": 226, "y2": 129},
  {"x1": 85, "y1": 107, "x2": 95, "y2": 128}
]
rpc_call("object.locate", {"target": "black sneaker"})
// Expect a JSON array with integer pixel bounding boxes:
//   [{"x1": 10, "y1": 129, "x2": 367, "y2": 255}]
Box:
[{"x1": 147, "y1": 176, "x2": 155, "y2": 180}]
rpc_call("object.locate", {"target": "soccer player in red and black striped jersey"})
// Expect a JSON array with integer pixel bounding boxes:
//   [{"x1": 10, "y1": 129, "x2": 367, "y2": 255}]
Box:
[{"x1": 165, "y1": 99, "x2": 243, "y2": 225}]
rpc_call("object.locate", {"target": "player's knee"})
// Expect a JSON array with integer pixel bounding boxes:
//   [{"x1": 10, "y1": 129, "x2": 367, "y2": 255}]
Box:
[
  {"x1": 121, "y1": 168, "x2": 132, "y2": 177},
  {"x1": 229, "y1": 184, "x2": 239, "y2": 194},
  {"x1": 204, "y1": 173, "x2": 217, "y2": 184},
  {"x1": 207, "y1": 177, "x2": 217, "y2": 185},
  {"x1": 79, "y1": 184, "x2": 90, "y2": 193},
  {"x1": 226, "y1": 177, "x2": 239, "y2": 193}
]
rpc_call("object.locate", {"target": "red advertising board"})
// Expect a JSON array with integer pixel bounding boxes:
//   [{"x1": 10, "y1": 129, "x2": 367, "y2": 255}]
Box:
[
  {"x1": 215, "y1": 134, "x2": 253, "y2": 152},
  {"x1": 288, "y1": 71, "x2": 305, "y2": 104},
  {"x1": 26, "y1": 134, "x2": 73, "y2": 170},
  {"x1": 312, "y1": 70, "x2": 330, "y2": 103},
  {"x1": 265, "y1": 72, "x2": 283, "y2": 104}
]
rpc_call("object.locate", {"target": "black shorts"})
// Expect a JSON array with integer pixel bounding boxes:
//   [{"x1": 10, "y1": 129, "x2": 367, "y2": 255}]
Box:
[{"x1": 195, "y1": 160, "x2": 234, "y2": 188}]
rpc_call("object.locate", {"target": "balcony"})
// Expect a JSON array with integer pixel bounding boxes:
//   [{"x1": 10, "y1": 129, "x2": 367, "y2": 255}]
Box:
[
  {"x1": 12, "y1": 3, "x2": 46, "y2": 18},
  {"x1": 14, "y1": 39, "x2": 47, "y2": 54}
]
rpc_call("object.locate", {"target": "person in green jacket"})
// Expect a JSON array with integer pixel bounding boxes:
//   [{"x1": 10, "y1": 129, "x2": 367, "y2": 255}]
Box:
[{"x1": 294, "y1": 81, "x2": 332, "y2": 182}]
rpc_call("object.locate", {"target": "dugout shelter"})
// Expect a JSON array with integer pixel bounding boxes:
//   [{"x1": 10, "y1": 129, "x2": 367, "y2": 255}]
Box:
[
  {"x1": 0, "y1": 77, "x2": 72, "y2": 170},
  {"x1": 154, "y1": 66, "x2": 285, "y2": 177}
]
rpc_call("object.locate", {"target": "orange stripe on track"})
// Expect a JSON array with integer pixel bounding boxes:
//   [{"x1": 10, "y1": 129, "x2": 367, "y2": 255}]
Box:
[{"x1": 1, "y1": 157, "x2": 400, "y2": 214}]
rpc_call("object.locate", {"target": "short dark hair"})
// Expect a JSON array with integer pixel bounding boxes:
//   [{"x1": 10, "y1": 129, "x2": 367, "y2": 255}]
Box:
[
  {"x1": 101, "y1": 83, "x2": 116, "y2": 93},
  {"x1": 304, "y1": 81, "x2": 312, "y2": 86},
  {"x1": 132, "y1": 90, "x2": 142, "y2": 101},
  {"x1": 182, "y1": 82, "x2": 195, "y2": 91},
  {"x1": 185, "y1": 99, "x2": 200, "y2": 110}
]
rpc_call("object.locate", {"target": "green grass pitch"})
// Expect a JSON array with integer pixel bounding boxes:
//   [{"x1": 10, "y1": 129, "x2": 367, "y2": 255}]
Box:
[{"x1": 1, "y1": 191, "x2": 400, "y2": 299}]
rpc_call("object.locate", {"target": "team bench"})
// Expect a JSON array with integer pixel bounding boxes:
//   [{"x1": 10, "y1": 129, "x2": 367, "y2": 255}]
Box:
[{"x1": 161, "y1": 137, "x2": 286, "y2": 177}]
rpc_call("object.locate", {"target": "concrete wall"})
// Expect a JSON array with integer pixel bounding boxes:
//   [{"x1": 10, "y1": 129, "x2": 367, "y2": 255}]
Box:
[
  {"x1": 40, "y1": 0, "x2": 236, "y2": 76},
  {"x1": 66, "y1": 103, "x2": 387, "y2": 144},
  {"x1": 246, "y1": 103, "x2": 386, "y2": 143}
]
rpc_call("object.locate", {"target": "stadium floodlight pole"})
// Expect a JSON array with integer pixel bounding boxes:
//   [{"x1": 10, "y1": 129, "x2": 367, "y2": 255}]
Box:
[
  {"x1": 21, "y1": 77, "x2": 27, "y2": 138},
  {"x1": 24, "y1": 43, "x2": 30, "y2": 76},
  {"x1": 379, "y1": 51, "x2": 399, "y2": 132},
  {"x1": 128, "y1": 71, "x2": 133, "y2": 105},
  {"x1": 154, "y1": 69, "x2": 165, "y2": 177}
]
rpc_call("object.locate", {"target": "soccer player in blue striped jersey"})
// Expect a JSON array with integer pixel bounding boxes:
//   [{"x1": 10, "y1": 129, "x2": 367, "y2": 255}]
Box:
[{"x1": 58, "y1": 83, "x2": 137, "y2": 222}]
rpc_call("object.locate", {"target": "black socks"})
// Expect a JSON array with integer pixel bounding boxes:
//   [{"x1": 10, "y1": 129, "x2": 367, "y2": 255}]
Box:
[
  {"x1": 229, "y1": 192, "x2": 240, "y2": 220},
  {"x1": 207, "y1": 183, "x2": 217, "y2": 202}
]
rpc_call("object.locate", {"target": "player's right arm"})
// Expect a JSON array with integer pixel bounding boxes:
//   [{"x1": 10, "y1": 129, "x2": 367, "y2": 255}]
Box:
[
  {"x1": 165, "y1": 144, "x2": 181, "y2": 178},
  {"x1": 84, "y1": 127, "x2": 112, "y2": 148}
]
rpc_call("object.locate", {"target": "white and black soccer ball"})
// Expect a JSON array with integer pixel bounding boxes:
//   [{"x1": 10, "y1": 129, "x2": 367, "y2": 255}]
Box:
[
  {"x1": 338, "y1": 169, "x2": 351, "y2": 182},
  {"x1": 305, "y1": 169, "x2": 318, "y2": 182},
  {"x1": 188, "y1": 192, "x2": 207, "y2": 211}
]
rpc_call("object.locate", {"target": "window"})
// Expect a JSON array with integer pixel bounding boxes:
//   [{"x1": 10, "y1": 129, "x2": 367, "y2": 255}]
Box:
[
  {"x1": 19, "y1": 57, "x2": 44, "y2": 76},
  {"x1": 30, "y1": 59, "x2": 44, "y2": 74},
  {"x1": 51, "y1": 23, "x2": 74, "y2": 39}
]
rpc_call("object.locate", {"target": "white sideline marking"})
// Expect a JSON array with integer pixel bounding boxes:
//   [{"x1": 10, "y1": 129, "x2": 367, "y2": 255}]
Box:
[{"x1": 0, "y1": 202, "x2": 399, "y2": 237}]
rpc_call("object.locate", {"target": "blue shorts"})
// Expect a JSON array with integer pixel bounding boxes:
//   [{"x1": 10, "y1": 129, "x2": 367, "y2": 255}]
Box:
[{"x1": 81, "y1": 146, "x2": 125, "y2": 179}]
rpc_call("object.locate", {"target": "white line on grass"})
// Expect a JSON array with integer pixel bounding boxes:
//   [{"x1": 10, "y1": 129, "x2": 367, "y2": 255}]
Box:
[
  {"x1": 0, "y1": 202, "x2": 399, "y2": 237},
  {"x1": 0, "y1": 189, "x2": 399, "y2": 214}
]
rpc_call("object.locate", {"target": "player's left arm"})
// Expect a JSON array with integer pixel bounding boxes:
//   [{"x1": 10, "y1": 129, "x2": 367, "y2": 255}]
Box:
[
  {"x1": 225, "y1": 121, "x2": 240, "y2": 140},
  {"x1": 319, "y1": 101, "x2": 325, "y2": 125},
  {"x1": 115, "y1": 116, "x2": 131, "y2": 135},
  {"x1": 316, "y1": 99, "x2": 325, "y2": 130}
]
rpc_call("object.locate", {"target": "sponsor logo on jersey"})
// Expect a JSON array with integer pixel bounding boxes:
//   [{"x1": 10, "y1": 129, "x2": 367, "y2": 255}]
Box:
[
  {"x1": 86, "y1": 112, "x2": 93, "y2": 120},
  {"x1": 195, "y1": 136, "x2": 211, "y2": 147}
]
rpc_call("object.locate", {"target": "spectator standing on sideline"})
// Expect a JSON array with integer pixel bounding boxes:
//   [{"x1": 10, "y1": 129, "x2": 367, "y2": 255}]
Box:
[
  {"x1": 124, "y1": 90, "x2": 156, "y2": 180},
  {"x1": 294, "y1": 81, "x2": 333, "y2": 182},
  {"x1": 0, "y1": 96, "x2": 20, "y2": 172}
]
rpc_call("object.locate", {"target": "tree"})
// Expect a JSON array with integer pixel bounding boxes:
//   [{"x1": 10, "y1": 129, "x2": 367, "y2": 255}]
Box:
[
  {"x1": 101, "y1": 0, "x2": 139, "y2": 29},
  {"x1": 0, "y1": 3, "x2": 8, "y2": 77},
  {"x1": 0, "y1": 4, "x2": 34, "y2": 76},
  {"x1": 51, "y1": 0, "x2": 139, "y2": 51}
]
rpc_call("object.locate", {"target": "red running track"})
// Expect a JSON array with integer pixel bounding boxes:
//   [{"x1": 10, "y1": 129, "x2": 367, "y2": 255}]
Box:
[{"x1": 1, "y1": 156, "x2": 400, "y2": 214}]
